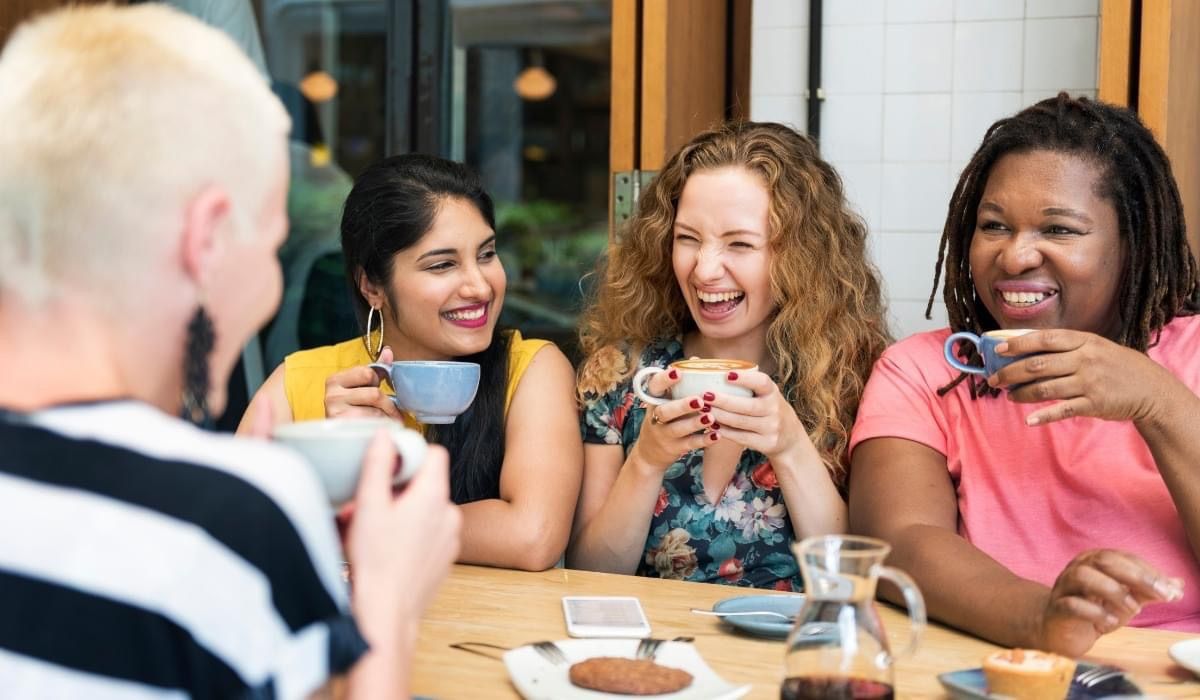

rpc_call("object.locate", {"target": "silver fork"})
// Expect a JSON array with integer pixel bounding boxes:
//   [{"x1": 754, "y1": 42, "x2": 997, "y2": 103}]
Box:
[
  {"x1": 635, "y1": 637, "x2": 664, "y2": 659},
  {"x1": 1076, "y1": 664, "x2": 1125, "y2": 689},
  {"x1": 531, "y1": 640, "x2": 568, "y2": 665}
]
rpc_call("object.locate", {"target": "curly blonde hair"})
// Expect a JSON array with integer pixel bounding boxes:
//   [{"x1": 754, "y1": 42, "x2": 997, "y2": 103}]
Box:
[{"x1": 577, "y1": 121, "x2": 890, "y2": 485}]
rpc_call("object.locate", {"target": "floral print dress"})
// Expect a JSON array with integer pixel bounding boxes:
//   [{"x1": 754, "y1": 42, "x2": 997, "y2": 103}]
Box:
[{"x1": 581, "y1": 338, "x2": 803, "y2": 591}]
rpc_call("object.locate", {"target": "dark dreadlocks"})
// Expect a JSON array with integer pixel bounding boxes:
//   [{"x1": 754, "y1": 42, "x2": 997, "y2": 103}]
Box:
[{"x1": 928, "y1": 93, "x2": 1199, "y2": 398}]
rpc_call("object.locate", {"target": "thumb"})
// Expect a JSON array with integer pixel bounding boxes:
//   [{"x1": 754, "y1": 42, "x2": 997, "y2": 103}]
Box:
[
  {"x1": 355, "y1": 430, "x2": 399, "y2": 510},
  {"x1": 378, "y1": 345, "x2": 395, "y2": 365}
]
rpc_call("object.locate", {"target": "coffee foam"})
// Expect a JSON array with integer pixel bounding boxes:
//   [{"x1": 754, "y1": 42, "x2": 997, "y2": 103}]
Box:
[
  {"x1": 984, "y1": 329, "x2": 1033, "y2": 340},
  {"x1": 670, "y1": 358, "x2": 757, "y2": 371}
]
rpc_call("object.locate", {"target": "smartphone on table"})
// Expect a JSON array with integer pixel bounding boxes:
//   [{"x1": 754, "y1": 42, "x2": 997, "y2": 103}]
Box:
[{"x1": 562, "y1": 596, "x2": 652, "y2": 638}]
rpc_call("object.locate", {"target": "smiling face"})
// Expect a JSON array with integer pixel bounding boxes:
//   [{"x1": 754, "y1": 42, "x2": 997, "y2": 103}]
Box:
[
  {"x1": 363, "y1": 196, "x2": 505, "y2": 360},
  {"x1": 671, "y1": 166, "x2": 776, "y2": 346},
  {"x1": 969, "y1": 149, "x2": 1125, "y2": 338}
]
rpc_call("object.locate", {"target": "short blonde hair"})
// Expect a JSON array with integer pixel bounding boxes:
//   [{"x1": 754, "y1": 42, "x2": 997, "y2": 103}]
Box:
[{"x1": 0, "y1": 3, "x2": 290, "y2": 306}]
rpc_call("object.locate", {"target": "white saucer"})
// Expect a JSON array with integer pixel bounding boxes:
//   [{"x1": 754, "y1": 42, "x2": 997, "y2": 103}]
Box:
[{"x1": 1169, "y1": 638, "x2": 1200, "y2": 676}]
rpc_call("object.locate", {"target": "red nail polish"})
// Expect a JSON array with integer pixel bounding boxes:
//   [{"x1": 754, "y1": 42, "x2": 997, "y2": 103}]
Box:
[
  {"x1": 668, "y1": 369, "x2": 678, "y2": 380},
  {"x1": 712, "y1": 422, "x2": 721, "y2": 430},
  {"x1": 709, "y1": 432, "x2": 719, "y2": 442},
  {"x1": 727, "y1": 371, "x2": 738, "y2": 381},
  {"x1": 689, "y1": 398, "x2": 700, "y2": 409},
  {"x1": 703, "y1": 391, "x2": 715, "y2": 402},
  {"x1": 700, "y1": 415, "x2": 711, "y2": 425},
  {"x1": 701, "y1": 404, "x2": 711, "y2": 413}
]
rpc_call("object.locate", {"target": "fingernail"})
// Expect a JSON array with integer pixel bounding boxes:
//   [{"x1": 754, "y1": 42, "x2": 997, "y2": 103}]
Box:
[
  {"x1": 689, "y1": 398, "x2": 701, "y2": 409},
  {"x1": 1104, "y1": 613, "x2": 1119, "y2": 629},
  {"x1": 701, "y1": 404, "x2": 711, "y2": 413},
  {"x1": 987, "y1": 375, "x2": 999, "y2": 387},
  {"x1": 709, "y1": 432, "x2": 719, "y2": 442},
  {"x1": 1123, "y1": 594, "x2": 1139, "y2": 612},
  {"x1": 996, "y1": 342, "x2": 1009, "y2": 353},
  {"x1": 700, "y1": 415, "x2": 711, "y2": 425},
  {"x1": 1026, "y1": 415, "x2": 1040, "y2": 426},
  {"x1": 727, "y1": 372, "x2": 738, "y2": 381},
  {"x1": 1155, "y1": 577, "x2": 1184, "y2": 601},
  {"x1": 711, "y1": 422, "x2": 721, "y2": 430},
  {"x1": 668, "y1": 369, "x2": 678, "y2": 380},
  {"x1": 703, "y1": 391, "x2": 715, "y2": 402}
]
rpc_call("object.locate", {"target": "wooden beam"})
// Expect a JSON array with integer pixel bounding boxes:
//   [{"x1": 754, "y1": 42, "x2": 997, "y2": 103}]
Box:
[
  {"x1": 1098, "y1": 0, "x2": 1134, "y2": 107},
  {"x1": 728, "y1": 0, "x2": 752, "y2": 122},
  {"x1": 640, "y1": 0, "x2": 728, "y2": 170},
  {"x1": 1138, "y1": 0, "x2": 1200, "y2": 255}
]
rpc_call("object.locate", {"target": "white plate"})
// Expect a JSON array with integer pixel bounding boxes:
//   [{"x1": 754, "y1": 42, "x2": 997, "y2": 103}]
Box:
[
  {"x1": 502, "y1": 638, "x2": 751, "y2": 700},
  {"x1": 1169, "y1": 638, "x2": 1200, "y2": 676}
]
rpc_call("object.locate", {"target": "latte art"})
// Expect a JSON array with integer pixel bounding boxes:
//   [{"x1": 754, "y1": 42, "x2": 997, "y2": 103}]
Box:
[{"x1": 671, "y1": 359, "x2": 757, "y2": 372}]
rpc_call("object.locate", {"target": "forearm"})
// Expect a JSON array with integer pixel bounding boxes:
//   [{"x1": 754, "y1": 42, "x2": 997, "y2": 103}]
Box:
[
  {"x1": 772, "y1": 442, "x2": 847, "y2": 539},
  {"x1": 344, "y1": 616, "x2": 418, "y2": 700},
  {"x1": 456, "y1": 499, "x2": 570, "y2": 571},
  {"x1": 567, "y1": 454, "x2": 664, "y2": 574},
  {"x1": 877, "y1": 523, "x2": 1049, "y2": 648},
  {"x1": 1136, "y1": 381, "x2": 1200, "y2": 560}
]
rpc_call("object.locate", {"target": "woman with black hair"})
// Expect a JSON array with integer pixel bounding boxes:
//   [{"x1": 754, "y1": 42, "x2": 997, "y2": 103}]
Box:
[
  {"x1": 848, "y1": 94, "x2": 1200, "y2": 656},
  {"x1": 242, "y1": 154, "x2": 582, "y2": 572}
]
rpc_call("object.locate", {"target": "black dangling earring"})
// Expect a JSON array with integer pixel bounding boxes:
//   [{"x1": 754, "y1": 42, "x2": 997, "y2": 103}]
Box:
[{"x1": 181, "y1": 304, "x2": 216, "y2": 428}]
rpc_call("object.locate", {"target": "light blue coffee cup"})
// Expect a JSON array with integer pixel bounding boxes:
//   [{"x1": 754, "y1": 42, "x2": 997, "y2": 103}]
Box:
[
  {"x1": 943, "y1": 329, "x2": 1033, "y2": 377},
  {"x1": 369, "y1": 360, "x2": 481, "y2": 424}
]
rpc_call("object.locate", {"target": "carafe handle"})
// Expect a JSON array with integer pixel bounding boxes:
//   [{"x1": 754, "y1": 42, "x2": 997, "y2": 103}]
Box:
[{"x1": 878, "y1": 565, "x2": 925, "y2": 659}]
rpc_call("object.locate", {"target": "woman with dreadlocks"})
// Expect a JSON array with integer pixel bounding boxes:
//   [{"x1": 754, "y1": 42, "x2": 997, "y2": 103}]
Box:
[{"x1": 848, "y1": 94, "x2": 1200, "y2": 655}]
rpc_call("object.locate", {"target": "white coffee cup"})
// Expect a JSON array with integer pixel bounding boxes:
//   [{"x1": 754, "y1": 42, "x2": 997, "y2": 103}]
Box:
[
  {"x1": 633, "y1": 358, "x2": 757, "y2": 406},
  {"x1": 273, "y1": 418, "x2": 426, "y2": 506}
]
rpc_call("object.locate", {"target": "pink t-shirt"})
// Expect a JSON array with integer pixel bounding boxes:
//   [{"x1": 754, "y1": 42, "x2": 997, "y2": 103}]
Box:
[{"x1": 850, "y1": 315, "x2": 1200, "y2": 630}]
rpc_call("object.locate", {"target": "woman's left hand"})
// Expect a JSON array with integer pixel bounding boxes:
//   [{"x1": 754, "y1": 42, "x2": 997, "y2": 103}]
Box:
[
  {"x1": 703, "y1": 370, "x2": 815, "y2": 461},
  {"x1": 989, "y1": 329, "x2": 1180, "y2": 427}
]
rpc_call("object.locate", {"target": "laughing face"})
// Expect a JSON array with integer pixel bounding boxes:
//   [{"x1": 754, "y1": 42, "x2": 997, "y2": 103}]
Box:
[
  {"x1": 672, "y1": 166, "x2": 776, "y2": 346},
  {"x1": 969, "y1": 149, "x2": 1125, "y2": 338},
  {"x1": 365, "y1": 196, "x2": 505, "y2": 360}
]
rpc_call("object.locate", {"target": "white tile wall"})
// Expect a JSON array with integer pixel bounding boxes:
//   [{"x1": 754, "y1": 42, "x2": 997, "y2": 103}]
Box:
[
  {"x1": 822, "y1": 24, "x2": 885, "y2": 94},
  {"x1": 951, "y1": 91, "x2": 1021, "y2": 163},
  {"x1": 821, "y1": 94, "x2": 884, "y2": 162},
  {"x1": 883, "y1": 93, "x2": 952, "y2": 161},
  {"x1": 1023, "y1": 17, "x2": 1098, "y2": 90},
  {"x1": 886, "y1": 0, "x2": 954, "y2": 24},
  {"x1": 1024, "y1": 0, "x2": 1099, "y2": 19},
  {"x1": 884, "y1": 23, "x2": 955, "y2": 93},
  {"x1": 752, "y1": 0, "x2": 809, "y2": 29},
  {"x1": 750, "y1": 0, "x2": 1098, "y2": 338},
  {"x1": 824, "y1": 0, "x2": 884, "y2": 25},
  {"x1": 955, "y1": 0, "x2": 1024, "y2": 21},
  {"x1": 953, "y1": 20, "x2": 1023, "y2": 92}
]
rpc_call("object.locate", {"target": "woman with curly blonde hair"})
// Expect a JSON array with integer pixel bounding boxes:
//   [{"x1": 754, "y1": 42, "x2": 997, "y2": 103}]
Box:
[{"x1": 570, "y1": 121, "x2": 890, "y2": 588}]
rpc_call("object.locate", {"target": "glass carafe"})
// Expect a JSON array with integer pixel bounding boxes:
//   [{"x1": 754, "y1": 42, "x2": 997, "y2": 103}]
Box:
[{"x1": 781, "y1": 535, "x2": 925, "y2": 699}]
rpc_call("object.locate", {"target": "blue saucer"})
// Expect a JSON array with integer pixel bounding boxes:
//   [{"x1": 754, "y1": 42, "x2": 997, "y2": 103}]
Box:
[
  {"x1": 938, "y1": 663, "x2": 1141, "y2": 699},
  {"x1": 710, "y1": 594, "x2": 805, "y2": 639}
]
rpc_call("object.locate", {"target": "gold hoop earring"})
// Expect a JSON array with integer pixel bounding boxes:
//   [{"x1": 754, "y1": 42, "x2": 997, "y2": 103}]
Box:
[{"x1": 365, "y1": 306, "x2": 384, "y2": 360}]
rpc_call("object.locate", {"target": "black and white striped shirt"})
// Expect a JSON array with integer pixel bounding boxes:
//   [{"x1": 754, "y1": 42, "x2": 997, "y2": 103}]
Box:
[{"x1": 0, "y1": 401, "x2": 367, "y2": 698}]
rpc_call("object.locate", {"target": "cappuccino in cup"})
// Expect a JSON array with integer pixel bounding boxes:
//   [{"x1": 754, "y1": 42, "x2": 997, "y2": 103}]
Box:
[
  {"x1": 943, "y1": 329, "x2": 1034, "y2": 378},
  {"x1": 633, "y1": 358, "x2": 756, "y2": 406}
]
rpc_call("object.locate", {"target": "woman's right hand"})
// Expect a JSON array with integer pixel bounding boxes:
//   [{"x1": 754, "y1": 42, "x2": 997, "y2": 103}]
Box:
[
  {"x1": 324, "y1": 346, "x2": 404, "y2": 420},
  {"x1": 1036, "y1": 548, "x2": 1183, "y2": 656},
  {"x1": 346, "y1": 434, "x2": 461, "y2": 629},
  {"x1": 628, "y1": 368, "x2": 715, "y2": 471}
]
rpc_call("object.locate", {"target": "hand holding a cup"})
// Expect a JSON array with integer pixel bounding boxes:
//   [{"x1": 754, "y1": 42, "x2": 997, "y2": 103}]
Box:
[
  {"x1": 324, "y1": 345, "x2": 405, "y2": 421},
  {"x1": 984, "y1": 329, "x2": 1181, "y2": 427},
  {"x1": 702, "y1": 368, "x2": 815, "y2": 462},
  {"x1": 629, "y1": 365, "x2": 716, "y2": 470}
]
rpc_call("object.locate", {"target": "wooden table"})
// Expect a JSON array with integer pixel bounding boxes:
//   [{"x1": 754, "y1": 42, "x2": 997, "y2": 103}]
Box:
[{"x1": 413, "y1": 565, "x2": 1200, "y2": 699}]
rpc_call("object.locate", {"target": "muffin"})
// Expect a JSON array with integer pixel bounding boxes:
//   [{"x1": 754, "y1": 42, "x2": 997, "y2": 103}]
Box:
[{"x1": 982, "y1": 648, "x2": 1075, "y2": 700}]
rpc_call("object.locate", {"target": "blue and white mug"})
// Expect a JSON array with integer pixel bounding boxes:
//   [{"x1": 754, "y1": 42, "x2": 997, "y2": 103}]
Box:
[{"x1": 943, "y1": 329, "x2": 1033, "y2": 377}]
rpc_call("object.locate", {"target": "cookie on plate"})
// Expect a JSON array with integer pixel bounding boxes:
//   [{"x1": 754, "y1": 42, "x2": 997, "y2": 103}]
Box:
[{"x1": 568, "y1": 656, "x2": 694, "y2": 695}]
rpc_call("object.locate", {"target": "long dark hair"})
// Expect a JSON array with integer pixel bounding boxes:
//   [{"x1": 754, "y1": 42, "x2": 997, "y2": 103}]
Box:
[
  {"x1": 341, "y1": 153, "x2": 510, "y2": 503},
  {"x1": 929, "y1": 93, "x2": 1199, "y2": 398}
]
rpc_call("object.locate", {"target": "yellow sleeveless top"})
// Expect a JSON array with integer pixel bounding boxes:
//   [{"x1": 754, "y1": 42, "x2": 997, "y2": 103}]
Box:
[{"x1": 283, "y1": 330, "x2": 550, "y2": 426}]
